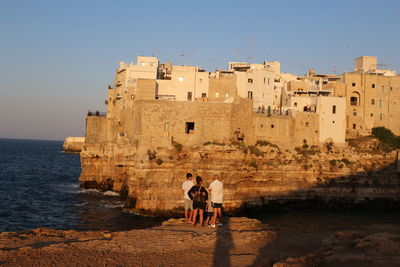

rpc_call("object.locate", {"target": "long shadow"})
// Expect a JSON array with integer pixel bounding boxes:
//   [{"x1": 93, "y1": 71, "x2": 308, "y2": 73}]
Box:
[
  {"x1": 213, "y1": 217, "x2": 233, "y2": 267},
  {"x1": 246, "y1": 160, "x2": 400, "y2": 266}
]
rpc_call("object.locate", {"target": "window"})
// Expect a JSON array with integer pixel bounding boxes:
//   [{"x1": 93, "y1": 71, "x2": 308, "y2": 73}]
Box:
[
  {"x1": 268, "y1": 78, "x2": 270, "y2": 84},
  {"x1": 248, "y1": 78, "x2": 253, "y2": 83},
  {"x1": 370, "y1": 113, "x2": 373, "y2": 117},
  {"x1": 260, "y1": 124, "x2": 263, "y2": 128},
  {"x1": 352, "y1": 83, "x2": 356, "y2": 87},
  {"x1": 390, "y1": 87, "x2": 393, "y2": 91},
  {"x1": 305, "y1": 122, "x2": 309, "y2": 127},
  {"x1": 201, "y1": 93, "x2": 207, "y2": 98},
  {"x1": 247, "y1": 91, "x2": 253, "y2": 99},
  {"x1": 185, "y1": 122, "x2": 195, "y2": 134},
  {"x1": 379, "y1": 99, "x2": 382, "y2": 107},
  {"x1": 271, "y1": 124, "x2": 275, "y2": 128},
  {"x1": 371, "y1": 99, "x2": 375, "y2": 105},
  {"x1": 130, "y1": 95, "x2": 134, "y2": 99},
  {"x1": 332, "y1": 105, "x2": 336, "y2": 114},
  {"x1": 323, "y1": 81, "x2": 328, "y2": 85},
  {"x1": 178, "y1": 77, "x2": 184, "y2": 82},
  {"x1": 264, "y1": 77, "x2": 266, "y2": 84},
  {"x1": 164, "y1": 123, "x2": 169, "y2": 131},
  {"x1": 372, "y1": 84, "x2": 375, "y2": 88},
  {"x1": 350, "y1": 96, "x2": 358, "y2": 106},
  {"x1": 215, "y1": 92, "x2": 220, "y2": 98},
  {"x1": 294, "y1": 102, "x2": 298, "y2": 107},
  {"x1": 187, "y1": 92, "x2": 192, "y2": 101},
  {"x1": 332, "y1": 121, "x2": 335, "y2": 124},
  {"x1": 353, "y1": 111, "x2": 357, "y2": 116},
  {"x1": 225, "y1": 93, "x2": 229, "y2": 98},
  {"x1": 380, "y1": 113, "x2": 383, "y2": 121},
  {"x1": 353, "y1": 124, "x2": 356, "y2": 129}
]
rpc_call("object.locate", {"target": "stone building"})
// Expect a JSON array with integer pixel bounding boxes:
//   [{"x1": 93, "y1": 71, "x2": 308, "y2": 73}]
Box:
[{"x1": 334, "y1": 57, "x2": 400, "y2": 137}]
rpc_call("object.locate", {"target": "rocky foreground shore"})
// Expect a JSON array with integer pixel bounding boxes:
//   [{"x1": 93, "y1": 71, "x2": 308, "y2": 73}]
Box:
[{"x1": 1, "y1": 217, "x2": 400, "y2": 266}]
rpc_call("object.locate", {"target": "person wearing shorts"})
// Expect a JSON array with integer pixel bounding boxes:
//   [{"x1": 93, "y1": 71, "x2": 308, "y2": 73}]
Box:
[
  {"x1": 209, "y1": 174, "x2": 223, "y2": 227},
  {"x1": 182, "y1": 173, "x2": 194, "y2": 223}
]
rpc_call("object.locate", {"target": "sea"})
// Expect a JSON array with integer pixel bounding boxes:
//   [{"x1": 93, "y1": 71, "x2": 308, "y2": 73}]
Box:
[{"x1": 0, "y1": 138, "x2": 163, "y2": 233}]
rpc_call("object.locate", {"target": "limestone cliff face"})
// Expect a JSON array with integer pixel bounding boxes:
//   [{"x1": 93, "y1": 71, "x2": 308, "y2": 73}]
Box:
[
  {"x1": 80, "y1": 138, "x2": 400, "y2": 215},
  {"x1": 63, "y1": 137, "x2": 85, "y2": 153}
]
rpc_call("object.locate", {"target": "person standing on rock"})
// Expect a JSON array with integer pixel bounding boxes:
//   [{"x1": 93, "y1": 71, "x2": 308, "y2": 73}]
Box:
[
  {"x1": 188, "y1": 176, "x2": 208, "y2": 228},
  {"x1": 182, "y1": 173, "x2": 194, "y2": 223},
  {"x1": 209, "y1": 174, "x2": 223, "y2": 227}
]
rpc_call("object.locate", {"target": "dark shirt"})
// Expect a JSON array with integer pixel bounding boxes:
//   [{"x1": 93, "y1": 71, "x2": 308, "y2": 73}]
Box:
[{"x1": 188, "y1": 185, "x2": 208, "y2": 201}]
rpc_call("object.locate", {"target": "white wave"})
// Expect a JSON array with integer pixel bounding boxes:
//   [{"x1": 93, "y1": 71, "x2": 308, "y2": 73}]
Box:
[
  {"x1": 103, "y1": 191, "x2": 120, "y2": 196},
  {"x1": 74, "y1": 202, "x2": 88, "y2": 206},
  {"x1": 80, "y1": 188, "x2": 100, "y2": 193},
  {"x1": 104, "y1": 203, "x2": 124, "y2": 209}
]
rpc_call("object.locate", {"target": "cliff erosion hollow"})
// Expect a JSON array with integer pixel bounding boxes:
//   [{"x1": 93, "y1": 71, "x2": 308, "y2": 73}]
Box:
[{"x1": 79, "y1": 137, "x2": 400, "y2": 216}]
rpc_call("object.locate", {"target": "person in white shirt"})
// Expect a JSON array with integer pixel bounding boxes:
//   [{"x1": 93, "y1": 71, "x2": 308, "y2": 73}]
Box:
[
  {"x1": 209, "y1": 174, "x2": 223, "y2": 227},
  {"x1": 182, "y1": 173, "x2": 194, "y2": 223}
]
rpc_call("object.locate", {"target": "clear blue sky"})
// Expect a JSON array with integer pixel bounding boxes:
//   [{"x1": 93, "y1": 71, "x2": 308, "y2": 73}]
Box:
[{"x1": 0, "y1": 0, "x2": 399, "y2": 140}]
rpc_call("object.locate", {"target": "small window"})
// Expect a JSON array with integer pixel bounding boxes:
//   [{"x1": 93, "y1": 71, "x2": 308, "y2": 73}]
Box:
[
  {"x1": 247, "y1": 91, "x2": 253, "y2": 99},
  {"x1": 353, "y1": 124, "x2": 356, "y2": 129},
  {"x1": 352, "y1": 83, "x2": 356, "y2": 87},
  {"x1": 353, "y1": 111, "x2": 357, "y2": 116},
  {"x1": 371, "y1": 99, "x2": 375, "y2": 105},
  {"x1": 394, "y1": 101, "x2": 397, "y2": 106},
  {"x1": 248, "y1": 78, "x2": 253, "y2": 83},
  {"x1": 305, "y1": 122, "x2": 309, "y2": 127},
  {"x1": 379, "y1": 99, "x2": 382, "y2": 107},
  {"x1": 268, "y1": 78, "x2": 270, "y2": 84},
  {"x1": 164, "y1": 123, "x2": 169, "y2": 131},
  {"x1": 260, "y1": 124, "x2": 263, "y2": 128},
  {"x1": 370, "y1": 113, "x2": 373, "y2": 117},
  {"x1": 323, "y1": 81, "x2": 328, "y2": 85},
  {"x1": 185, "y1": 122, "x2": 195, "y2": 134},
  {"x1": 294, "y1": 102, "x2": 298, "y2": 107},
  {"x1": 332, "y1": 121, "x2": 335, "y2": 124},
  {"x1": 390, "y1": 87, "x2": 393, "y2": 91},
  {"x1": 215, "y1": 92, "x2": 220, "y2": 98},
  {"x1": 350, "y1": 97, "x2": 358, "y2": 106},
  {"x1": 380, "y1": 113, "x2": 383, "y2": 121},
  {"x1": 271, "y1": 124, "x2": 275, "y2": 128},
  {"x1": 332, "y1": 105, "x2": 336, "y2": 114},
  {"x1": 201, "y1": 93, "x2": 207, "y2": 98},
  {"x1": 130, "y1": 95, "x2": 134, "y2": 99},
  {"x1": 264, "y1": 77, "x2": 266, "y2": 84},
  {"x1": 372, "y1": 84, "x2": 375, "y2": 88},
  {"x1": 187, "y1": 92, "x2": 192, "y2": 101}
]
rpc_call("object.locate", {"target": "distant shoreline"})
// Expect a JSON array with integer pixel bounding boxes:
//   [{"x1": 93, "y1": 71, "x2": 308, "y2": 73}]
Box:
[{"x1": 0, "y1": 137, "x2": 64, "y2": 142}]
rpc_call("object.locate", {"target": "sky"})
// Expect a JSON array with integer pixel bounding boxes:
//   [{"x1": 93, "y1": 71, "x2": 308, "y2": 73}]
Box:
[{"x1": 0, "y1": 0, "x2": 399, "y2": 140}]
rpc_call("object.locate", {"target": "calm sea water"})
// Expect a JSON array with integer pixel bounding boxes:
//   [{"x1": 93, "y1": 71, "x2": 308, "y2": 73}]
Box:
[{"x1": 0, "y1": 139, "x2": 163, "y2": 233}]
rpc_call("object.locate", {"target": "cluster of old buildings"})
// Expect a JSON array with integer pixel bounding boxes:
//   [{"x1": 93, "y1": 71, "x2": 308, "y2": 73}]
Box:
[{"x1": 85, "y1": 55, "x2": 399, "y2": 152}]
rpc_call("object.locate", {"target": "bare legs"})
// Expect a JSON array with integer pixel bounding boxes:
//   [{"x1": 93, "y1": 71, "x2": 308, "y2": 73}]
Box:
[
  {"x1": 191, "y1": 208, "x2": 204, "y2": 227},
  {"x1": 212, "y1": 208, "x2": 222, "y2": 225},
  {"x1": 185, "y1": 209, "x2": 193, "y2": 223}
]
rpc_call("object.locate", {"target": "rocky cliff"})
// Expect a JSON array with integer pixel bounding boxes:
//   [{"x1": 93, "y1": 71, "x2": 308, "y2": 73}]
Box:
[
  {"x1": 80, "y1": 137, "x2": 400, "y2": 215},
  {"x1": 63, "y1": 137, "x2": 85, "y2": 153}
]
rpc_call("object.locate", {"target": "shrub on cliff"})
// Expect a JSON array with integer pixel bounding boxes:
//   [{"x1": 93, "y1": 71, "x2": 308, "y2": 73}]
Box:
[
  {"x1": 172, "y1": 141, "x2": 183, "y2": 152},
  {"x1": 255, "y1": 140, "x2": 279, "y2": 150},
  {"x1": 248, "y1": 145, "x2": 264, "y2": 157},
  {"x1": 371, "y1": 127, "x2": 400, "y2": 151}
]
